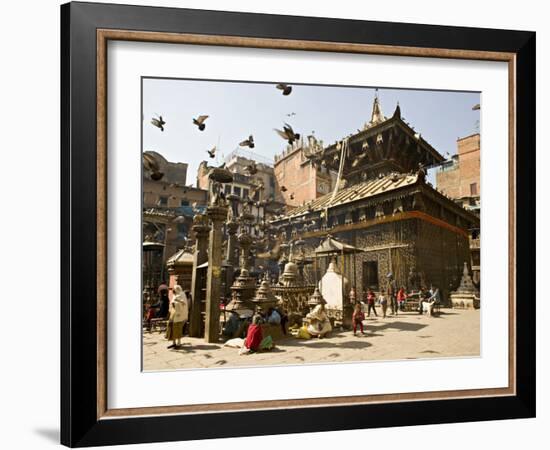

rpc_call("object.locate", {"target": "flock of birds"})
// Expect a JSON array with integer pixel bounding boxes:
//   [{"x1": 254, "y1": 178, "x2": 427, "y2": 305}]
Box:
[{"x1": 145, "y1": 82, "x2": 298, "y2": 200}]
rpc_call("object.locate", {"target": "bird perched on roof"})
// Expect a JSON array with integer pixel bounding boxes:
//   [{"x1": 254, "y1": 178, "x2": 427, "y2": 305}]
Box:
[
  {"x1": 245, "y1": 161, "x2": 258, "y2": 175},
  {"x1": 142, "y1": 153, "x2": 164, "y2": 181},
  {"x1": 151, "y1": 115, "x2": 165, "y2": 131},
  {"x1": 276, "y1": 83, "x2": 292, "y2": 95},
  {"x1": 289, "y1": 193, "x2": 295, "y2": 200},
  {"x1": 280, "y1": 185, "x2": 288, "y2": 192},
  {"x1": 207, "y1": 146, "x2": 216, "y2": 158},
  {"x1": 274, "y1": 123, "x2": 300, "y2": 145},
  {"x1": 239, "y1": 135, "x2": 255, "y2": 148},
  {"x1": 193, "y1": 115, "x2": 209, "y2": 131}
]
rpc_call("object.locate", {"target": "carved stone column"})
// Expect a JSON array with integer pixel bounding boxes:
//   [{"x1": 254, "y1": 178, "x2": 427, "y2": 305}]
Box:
[
  {"x1": 204, "y1": 205, "x2": 228, "y2": 343},
  {"x1": 224, "y1": 218, "x2": 239, "y2": 288},
  {"x1": 238, "y1": 232, "x2": 253, "y2": 272},
  {"x1": 189, "y1": 214, "x2": 210, "y2": 338}
]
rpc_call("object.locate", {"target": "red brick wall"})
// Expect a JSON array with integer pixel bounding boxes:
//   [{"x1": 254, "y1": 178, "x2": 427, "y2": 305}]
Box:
[
  {"x1": 435, "y1": 133, "x2": 480, "y2": 201},
  {"x1": 274, "y1": 148, "x2": 316, "y2": 207},
  {"x1": 457, "y1": 134, "x2": 480, "y2": 198}
]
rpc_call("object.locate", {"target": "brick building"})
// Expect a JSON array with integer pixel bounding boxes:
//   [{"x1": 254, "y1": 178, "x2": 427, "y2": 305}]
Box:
[
  {"x1": 273, "y1": 135, "x2": 336, "y2": 207},
  {"x1": 436, "y1": 133, "x2": 480, "y2": 213},
  {"x1": 435, "y1": 133, "x2": 480, "y2": 285},
  {"x1": 142, "y1": 151, "x2": 208, "y2": 286}
]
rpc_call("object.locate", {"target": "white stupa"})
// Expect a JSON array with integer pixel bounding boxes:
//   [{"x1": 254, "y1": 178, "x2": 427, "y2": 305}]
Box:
[{"x1": 319, "y1": 259, "x2": 350, "y2": 310}]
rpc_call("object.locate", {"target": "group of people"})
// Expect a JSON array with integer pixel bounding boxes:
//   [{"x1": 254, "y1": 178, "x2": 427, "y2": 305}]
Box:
[
  {"x1": 360, "y1": 285, "x2": 408, "y2": 319},
  {"x1": 351, "y1": 280, "x2": 441, "y2": 336},
  {"x1": 144, "y1": 277, "x2": 442, "y2": 352},
  {"x1": 222, "y1": 306, "x2": 288, "y2": 340},
  {"x1": 222, "y1": 310, "x2": 285, "y2": 354}
]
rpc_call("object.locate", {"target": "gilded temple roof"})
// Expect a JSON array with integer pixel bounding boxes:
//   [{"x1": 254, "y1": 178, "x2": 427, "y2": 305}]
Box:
[{"x1": 282, "y1": 173, "x2": 419, "y2": 218}]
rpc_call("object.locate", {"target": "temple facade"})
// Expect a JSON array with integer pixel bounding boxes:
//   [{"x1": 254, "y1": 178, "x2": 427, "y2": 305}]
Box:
[{"x1": 270, "y1": 95, "x2": 480, "y2": 305}]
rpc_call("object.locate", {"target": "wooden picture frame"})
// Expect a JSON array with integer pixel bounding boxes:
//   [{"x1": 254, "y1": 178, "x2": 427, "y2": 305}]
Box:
[{"x1": 61, "y1": 1, "x2": 535, "y2": 447}]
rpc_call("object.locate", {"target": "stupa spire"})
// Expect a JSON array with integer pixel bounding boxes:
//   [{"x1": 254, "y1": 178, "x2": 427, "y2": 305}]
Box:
[{"x1": 364, "y1": 89, "x2": 386, "y2": 129}]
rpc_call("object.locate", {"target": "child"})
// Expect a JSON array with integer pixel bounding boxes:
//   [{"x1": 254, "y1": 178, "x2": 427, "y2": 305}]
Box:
[
  {"x1": 397, "y1": 286, "x2": 407, "y2": 311},
  {"x1": 378, "y1": 292, "x2": 388, "y2": 318},
  {"x1": 352, "y1": 303, "x2": 365, "y2": 336},
  {"x1": 366, "y1": 288, "x2": 378, "y2": 317},
  {"x1": 144, "y1": 302, "x2": 157, "y2": 332}
]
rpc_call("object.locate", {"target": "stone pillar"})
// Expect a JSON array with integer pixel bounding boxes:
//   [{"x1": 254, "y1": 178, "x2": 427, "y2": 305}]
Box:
[
  {"x1": 204, "y1": 205, "x2": 228, "y2": 343},
  {"x1": 224, "y1": 219, "x2": 239, "y2": 289},
  {"x1": 238, "y1": 232, "x2": 253, "y2": 272},
  {"x1": 189, "y1": 215, "x2": 210, "y2": 338}
]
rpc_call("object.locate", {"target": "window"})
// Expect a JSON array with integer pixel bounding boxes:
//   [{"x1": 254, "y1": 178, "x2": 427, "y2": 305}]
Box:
[
  {"x1": 233, "y1": 186, "x2": 241, "y2": 197},
  {"x1": 224, "y1": 184, "x2": 231, "y2": 194},
  {"x1": 470, "y1": 182, "x2": 478, "y2": 196},
  {"x1": 158, "y1": 196, "x2": 168, "y2": 206},
  {"x1": 243, "y1": 188, "x2": 249, "y2": 199},
  {"x1": 180, "y1": 199, "x2": 189, "y2": 207}
]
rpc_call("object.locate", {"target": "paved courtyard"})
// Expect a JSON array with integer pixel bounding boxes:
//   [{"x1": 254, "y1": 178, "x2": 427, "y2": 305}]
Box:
[{"x1": 143, "y1": 308, "x2": 480, "y2": 371}]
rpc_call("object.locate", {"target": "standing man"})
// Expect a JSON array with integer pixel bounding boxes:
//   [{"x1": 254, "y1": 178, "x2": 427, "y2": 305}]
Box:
[{"x1": 387, "y1": 273, "x2": 398, "y2": 316}]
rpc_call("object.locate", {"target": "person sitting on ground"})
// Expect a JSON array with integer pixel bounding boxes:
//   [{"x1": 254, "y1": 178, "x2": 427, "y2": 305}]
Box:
[
  {"x1": 266, "y1": 307, "x2": 281, "y2": 325},
  {"x1": 274, "y1": 306, "x2": 289, "y2": 335},
  {"x1": 222, "y1": 310, "x2": 240, "y2": 339},
  {"x1": 242, "y1": 314, "x2": 273, "y2": 353},
  {"x1": 397, "y1": 286, "x2": 407, "y2": 311},
  {"x1": 306, "y1": 303, "x2": 332, "y2": 338},
  {"x1": 352, "y1": 303, "x2": 365, "y2": 336}
]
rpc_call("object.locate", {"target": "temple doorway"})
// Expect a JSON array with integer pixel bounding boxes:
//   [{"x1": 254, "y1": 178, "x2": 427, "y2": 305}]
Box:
[{"x1": 363, "y1": 260, "x2": 379, "y2": 291}]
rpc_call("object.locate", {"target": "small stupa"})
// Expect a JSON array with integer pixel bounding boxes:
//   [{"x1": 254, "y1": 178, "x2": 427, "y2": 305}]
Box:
[
  {"x1": 252, "y1": 275, "x2": 279, "y2": 314},
  {"x1": 450, "y1": 262, "x2": 480, "y2": 309},
  {"x1": 319, "y1": 258, "x2": 350, "y2": 310}
]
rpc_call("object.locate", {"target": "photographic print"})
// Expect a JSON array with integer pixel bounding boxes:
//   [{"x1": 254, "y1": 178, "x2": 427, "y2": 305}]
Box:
[{"x1": 141, "y1": 79, "x2": 481, "y2": 371}]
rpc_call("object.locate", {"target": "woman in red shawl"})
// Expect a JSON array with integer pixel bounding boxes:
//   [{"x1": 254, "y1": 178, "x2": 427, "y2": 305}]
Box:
[{"x1": 244, "y1": 315, "x2": 264, "y2": 352}]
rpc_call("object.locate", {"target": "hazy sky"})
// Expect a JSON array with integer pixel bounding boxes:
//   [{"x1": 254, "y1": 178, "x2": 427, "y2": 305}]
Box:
[{"x1": 142, "y1": 78, "x2": 480, "y2": 186}]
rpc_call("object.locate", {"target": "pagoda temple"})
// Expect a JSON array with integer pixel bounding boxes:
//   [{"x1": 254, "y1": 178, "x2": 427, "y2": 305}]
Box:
[{"x1": 270, "y1": 94, "x2": 480, "y2": 305}]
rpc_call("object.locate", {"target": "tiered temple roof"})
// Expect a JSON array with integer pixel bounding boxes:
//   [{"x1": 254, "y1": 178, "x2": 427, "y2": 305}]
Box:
[{"x1": 307, "y1": 97, "x2": 445, "y2": 185}]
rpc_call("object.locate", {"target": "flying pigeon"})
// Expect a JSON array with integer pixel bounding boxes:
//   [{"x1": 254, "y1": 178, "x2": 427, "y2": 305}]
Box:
[
  {"x1": 239, "y1": 135, "x2": 255, "y2": 148},
  {"x1": 151, "y1": 115, "x2": 165, "y2": 131},
  {"x1": 276, "y1": 83, "x2": 292, "y2": 96},
  {"x1": 274, "y1": 123, "x2": 300, "y2": 145},
  {"x1": 193, "y1": 115, "x2": 209, "y2": 131},
  {"x1": 142, "y1": 153, "x2": 164, "y2": 181},
  {"x1": 207, "y1": 146, "x2": 216, "y2": 158}
]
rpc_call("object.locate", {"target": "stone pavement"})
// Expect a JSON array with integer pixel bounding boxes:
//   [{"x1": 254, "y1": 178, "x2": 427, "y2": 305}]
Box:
[{"x1": 143, "y1": 308, "x2": 480, "y2": 371}]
